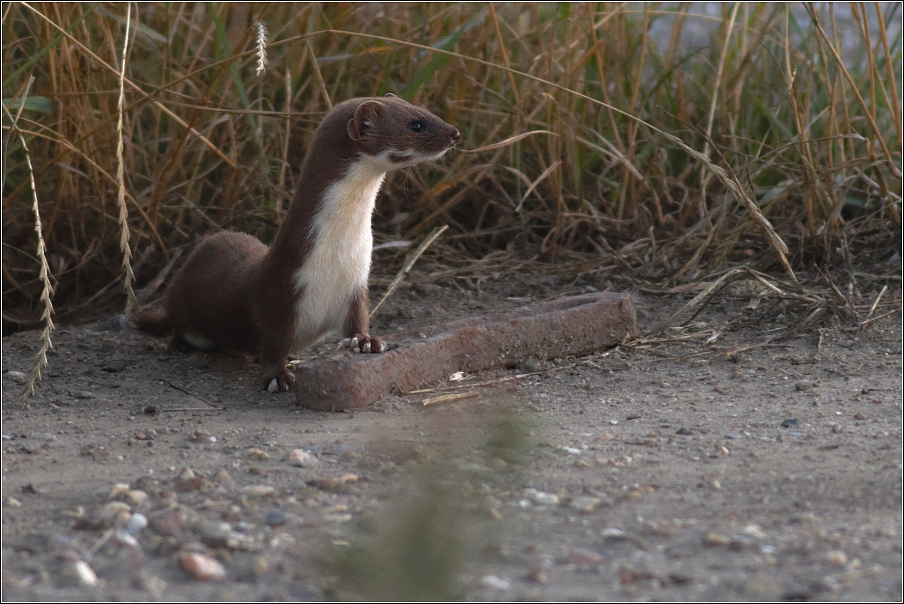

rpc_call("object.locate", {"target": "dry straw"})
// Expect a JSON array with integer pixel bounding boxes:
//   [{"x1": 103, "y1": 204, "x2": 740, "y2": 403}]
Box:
[
  {"x1": 2, "y1": 3, "x2": 899, "y2": 355},
  {"x1": 4, "y1": 77, "x2": 55, "y2": 403},
  {"x1": 116, "y1": 2, "x2": 136, "y2": 317},
  {"x1": 254, "y1": 21, "x2": 268, "y2": 76}
]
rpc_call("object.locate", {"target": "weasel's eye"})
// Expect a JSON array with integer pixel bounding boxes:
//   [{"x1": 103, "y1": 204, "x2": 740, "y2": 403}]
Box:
[{"x1": 408, "y1": 121, "x2": 423, "y2": 132}]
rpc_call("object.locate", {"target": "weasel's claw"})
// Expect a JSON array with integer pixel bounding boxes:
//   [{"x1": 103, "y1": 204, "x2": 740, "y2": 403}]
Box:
[{"x1": 261, "y1": 368, "x2": 295, "y2": 392}]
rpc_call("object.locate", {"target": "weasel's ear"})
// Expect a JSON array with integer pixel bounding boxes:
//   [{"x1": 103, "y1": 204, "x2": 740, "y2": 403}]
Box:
[
  {"x1": 384, "y1": 92, "x2": 398, "y2": 98},
  {"x1": 347, "y1": 100, "x2": 383, "y2": 141}
]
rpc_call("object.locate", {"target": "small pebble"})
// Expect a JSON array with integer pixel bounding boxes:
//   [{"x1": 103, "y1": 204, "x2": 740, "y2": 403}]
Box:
[
  {"x1": 557, "y1": 548, "x2": 604, "y2": 565},
  {"x1": 780, "y1": 418, "x2": 798, "y2": 428},
  {"x1": 571, "y1": 496, "x2": 602, "y2": 513},
  {"x1": 96, "y1": 314, "x2": 128, "y2": 331},
  {"x1": 825, "y1": 550, "x2": 847, "y2": 565},
  {"x1": 72, "y1": 390, "x2": 96, "y2": 400},
  {"x1": 5, "y1": 371, "x2": 26, "y2": 383},
  {"x1": 489, "y1": 458, "x2": 507, "y2": 470},
  {"x1": 109, "y1": 483, "x2": 131, "y2": 499},
  {"x1": 675, "y1": 427, "x2": 694, "y2": 435},
  {"x1": 214, "y1": 469, "x2": 233, "y2": 484},
  {"x1": 744, "y1": 573, "x2": 779, "y2": 596},
  {"x1": 742, "y1": 524, "x2": 765, "y2": 539},
  {"x1": 80, "y1": 444, "x2": 111, "y2": 461},
  {"x1": 70, "y1": 560, "x2": 98, "y2": 586},
  {"x1": 180, "y1": 552, "x2": 226, "y2": 581},
  {"x1": 245, "y1": 448, "x2": 271, "y2": 462},
  {"x1": 249, "y1": 556, "x2": 269, "y2": 578},
  {"x1": 175, "y1": 468, "x2": 203, "y2": 492},
  {"x1": 200, "y1": 521, "x2": 236, "y2": 548},
  {"x1": 308, "y1": 474, "x2": 359, "y2": 491},
  {"x1": 149, "y1": 509, "x2": 185, "y2": 537},
  {"x1": 561, "y1": 446, "x2": 581, "y2": 455},
  {"x1": 795, "y1": 381, "x2": 815, "y2": 391},
  {"x1": 526, "y1": 566, "x2": 547, "y2": 583},
  {"x1": 242, "y1": 485, "x2": 277, "y2": 498},
  {"x1": 704, "y1": 532, "x2": 730, "y2": 547},
  {"x1": 524, "y1": 489, "x2": 559, "y2": 506},
  {"x1": 110, "y1": 529, "x2": 140, "y2": 549},
  {"x1": 6, "y1": 497, "x2": 22, "y2": 508},
  {"x1": 75, "y1": 501, "x2": 132, "y2": 530},
  {"x1": 102, "y1": 358, "x2": 128, "y2": 373},
  {"x1": 132, "y1": 572, "x2": 167, "y2": 596},
  {"x1": 264, "y1": 509, "x2": 288, "y2": 526},
  {"x1": 125, "y1": 489, "x2": 149, "y2": 507},
  {"x1": 519, "y1": 360, "x2": 542, "y2": 373},
  {"x1": 479, "y1": 575, "x2": 511, "y2": 590},
  {"x1": 125, "y1": 512, "x2": 148, "y2": 535}
]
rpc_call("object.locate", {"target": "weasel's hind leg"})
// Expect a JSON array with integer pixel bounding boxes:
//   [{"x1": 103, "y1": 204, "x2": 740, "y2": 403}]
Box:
[
  {"x1": 258, "y1": 327, "x2": 296, "y2": 393},
  {"x1": 167, "y1": 330, "x2": 194, "y2": 353}
]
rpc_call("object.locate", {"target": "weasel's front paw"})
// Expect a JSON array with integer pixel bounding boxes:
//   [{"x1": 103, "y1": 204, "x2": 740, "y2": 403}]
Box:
[
  {"x1": 343, "y1": 334, "x2": 384, "y2": 354},
  {"x1": 262, "y1": 368, "x2": 296, "y2": 393}
]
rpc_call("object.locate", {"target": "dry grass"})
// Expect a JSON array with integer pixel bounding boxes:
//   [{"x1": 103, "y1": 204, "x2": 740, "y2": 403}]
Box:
[
  {"x1": 4, "y1": 74, "x2": 54, "y2": 402},
  {"x1": 115, "y1": 2, "x2": 135, "y2": 318},
  {"x1": 3, "y1": 2, "x2": 901, "y2": 338}
]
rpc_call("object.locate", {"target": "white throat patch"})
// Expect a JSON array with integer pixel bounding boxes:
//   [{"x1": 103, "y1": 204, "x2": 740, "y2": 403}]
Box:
[{"x1": 290, "y1": 155, "x2": 387, "y2": 352}]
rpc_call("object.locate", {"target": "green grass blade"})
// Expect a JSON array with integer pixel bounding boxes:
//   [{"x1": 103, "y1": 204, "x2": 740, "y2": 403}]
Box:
[
  {"x1": 98, "y1": 6, "x2": 167, "y2": 43},
  {"x1": 2, "y1": 96, "x2": 52, "y2": 114},
  {"x1": 2, "y1": 3, "x2": 97, "y2": 91},
  {"x1": 208, "y1": 4, "x2": 252, "y2": 110},
  {"x1": 402, "y1": 11, "x2": 486, "y2": 101}
]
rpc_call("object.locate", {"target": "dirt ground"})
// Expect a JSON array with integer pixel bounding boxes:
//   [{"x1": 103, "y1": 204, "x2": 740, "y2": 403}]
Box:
[{"x1": 2, "y1": 270, "x2": 901, "y2": 601}]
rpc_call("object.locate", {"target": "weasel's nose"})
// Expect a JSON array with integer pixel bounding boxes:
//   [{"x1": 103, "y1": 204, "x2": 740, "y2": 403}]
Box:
[{"x1": 450, "y1": 129, "x2": 460, "y2": 145}]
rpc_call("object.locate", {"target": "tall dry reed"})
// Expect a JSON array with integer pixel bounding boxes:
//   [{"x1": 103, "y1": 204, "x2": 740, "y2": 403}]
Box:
[{"x1": 2, "y1": 3, "x2": 901, "y2": 337}]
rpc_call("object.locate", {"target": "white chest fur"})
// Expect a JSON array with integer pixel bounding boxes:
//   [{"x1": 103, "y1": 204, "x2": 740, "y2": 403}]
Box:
[{"x1": 290, "y1": 157, "x2": 386, "y2": 352}]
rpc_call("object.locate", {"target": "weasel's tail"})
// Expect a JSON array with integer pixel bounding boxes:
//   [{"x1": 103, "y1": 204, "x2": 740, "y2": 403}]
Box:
[{"x1": 131, "y1": 309, "x2": 172, "y2": 337}]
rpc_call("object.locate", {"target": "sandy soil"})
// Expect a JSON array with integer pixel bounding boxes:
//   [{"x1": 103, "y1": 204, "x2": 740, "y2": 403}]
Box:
[{"x1": 2, "y1": 271, "x2": 901, "y2": 601}]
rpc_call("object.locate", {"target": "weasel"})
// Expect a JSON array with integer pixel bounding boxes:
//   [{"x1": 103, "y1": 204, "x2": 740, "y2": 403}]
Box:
[{"x1": 134, "y1": 94, "x2": 460, "y2": 392}]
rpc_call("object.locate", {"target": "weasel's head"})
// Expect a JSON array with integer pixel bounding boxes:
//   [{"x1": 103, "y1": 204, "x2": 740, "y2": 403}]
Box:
[{"x1": 342, "y1": 94, "x2": 460, "y2": 171}]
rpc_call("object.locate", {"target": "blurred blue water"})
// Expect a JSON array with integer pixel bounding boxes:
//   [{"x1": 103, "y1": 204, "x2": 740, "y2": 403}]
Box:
[{"x1": 644, "y1": 2, "x2": 901, "y2": 65}]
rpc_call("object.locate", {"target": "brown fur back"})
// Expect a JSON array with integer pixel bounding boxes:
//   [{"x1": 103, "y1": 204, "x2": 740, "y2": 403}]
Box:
[{"x1": 163, "y1": 231, "x2": 269, "y2": 354}]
